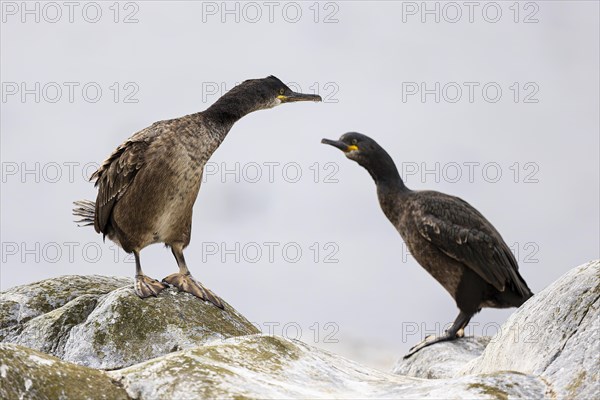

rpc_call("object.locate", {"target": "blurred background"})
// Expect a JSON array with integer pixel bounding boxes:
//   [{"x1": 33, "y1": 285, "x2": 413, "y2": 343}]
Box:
[{"x1": 1, "y1": 1, "x2": 598, "y2": 370}]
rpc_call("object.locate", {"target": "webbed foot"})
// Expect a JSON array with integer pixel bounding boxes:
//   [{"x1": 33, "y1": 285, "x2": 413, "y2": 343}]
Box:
[
  {"x1": 134, "y1": 274, "x2": 168, "y2": 298},
  {"x1": 403, "y1": 331, "x2": 462, "y2": 359},
  {"x1": 162, "y1": 273, "x2": 224, "y2": 309}
]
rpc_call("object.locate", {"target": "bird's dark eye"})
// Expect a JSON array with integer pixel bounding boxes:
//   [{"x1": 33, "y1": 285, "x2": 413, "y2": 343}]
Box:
[
  {"x1": 279, "y1": 88, "x2": 285, "y2": 95},
  {"x1": 351, "y1": 139, "x2": 358, "y2": 145}
]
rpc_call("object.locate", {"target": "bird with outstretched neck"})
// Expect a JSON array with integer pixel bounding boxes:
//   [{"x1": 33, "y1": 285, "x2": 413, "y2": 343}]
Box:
[
  {"x1": 73, "y1": 76, "x2": 321, "y2": 309},
  {"x1": 322, "y1": 132, "x2": 533, "y2": 357}
]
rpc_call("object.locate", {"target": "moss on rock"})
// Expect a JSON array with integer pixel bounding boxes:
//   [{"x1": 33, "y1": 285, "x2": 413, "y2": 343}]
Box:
[
  {"x1": 1, "y1": 276, "x2": 259, "y2": 370},
  {"x1": 468, "y1": 383, "x2": 509, "y2": 400},
  {"x1": 0, "y1": 343, "x2": 129, "y2": 400},
  {"x1": 0, "y1": 275, "x2": 130, "y2": 340},
  {"x1": 62, "y1": 286, "x2": 259, "y2": 369},
  {"x1": 13, "y1": 294, "x2": 98, "y2": 356}
]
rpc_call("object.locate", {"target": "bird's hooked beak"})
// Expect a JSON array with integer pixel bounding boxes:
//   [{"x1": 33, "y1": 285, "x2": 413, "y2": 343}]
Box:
[
  {"x1": 277, "y1": 92, "x2": 322, "y2": 103},
  {"x1": 321, "y1": 138, "x2": 358, "y2": 153}
]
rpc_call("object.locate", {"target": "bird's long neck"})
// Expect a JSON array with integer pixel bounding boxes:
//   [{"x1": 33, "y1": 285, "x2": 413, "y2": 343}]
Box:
[
  {"x1": 365, "y1": 152, "x2": 409, "y2": 195},
  {"x1": 202, "y1": 89, "x2": 261, "y2": 136},
  {"x1": 365, "y1": 151, "x2": 411, "y2": 222}
]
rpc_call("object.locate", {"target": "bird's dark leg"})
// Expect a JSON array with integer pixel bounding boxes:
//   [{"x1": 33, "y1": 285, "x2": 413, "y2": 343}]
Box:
[
  {"x1": 455, "y1": 311, "x2": 475, "y2": 338},
  {"x1": 403, "y1": 311, "x2": 473, "y2": 359},
  {"x1": 133, "y1": 250, "x2": 167, "y2": 298},
  {"x1": 162, "y1": 244, "x2": 224, "y2": 309}
]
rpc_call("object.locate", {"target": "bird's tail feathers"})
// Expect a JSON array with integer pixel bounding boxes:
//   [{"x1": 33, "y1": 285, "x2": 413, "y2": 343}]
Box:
[
  {"x1": 510, "y1": 268, "x2": 534, "y2": 303},
  {"x1": 73, "y1": 200, "x2": 95, "y2": 227}
]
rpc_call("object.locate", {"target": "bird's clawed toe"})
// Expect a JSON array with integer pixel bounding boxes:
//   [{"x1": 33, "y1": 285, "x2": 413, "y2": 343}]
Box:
[
  {"x1": 134, "y1": 275, "x2": 168, "y2": 298},
  {"x1": 403, "y1": 332, "x2": 461, "y2": 359},
  {"x1": 404, "y1": 338, "x2": 434, "y2": 359},
  {"x1": 162, "y1": 273, "x2": 224, "y2": 309}
]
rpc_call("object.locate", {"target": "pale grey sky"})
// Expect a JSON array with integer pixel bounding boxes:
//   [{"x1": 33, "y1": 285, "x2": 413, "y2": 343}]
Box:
[{"x1": 1, "y1": 1, "x2": 599, "y2": 369}]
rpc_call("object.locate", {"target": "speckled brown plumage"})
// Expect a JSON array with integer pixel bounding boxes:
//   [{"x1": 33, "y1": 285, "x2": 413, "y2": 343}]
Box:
[
  {"x1": 90, "y1": 115, "x2": 221, "y2": 251},
  {"x1": 74, "y1": 76, "x2": 321, "y2": 307},
  {"x1": 322, "y1": 132, "x2": 533, "y2": 357}
]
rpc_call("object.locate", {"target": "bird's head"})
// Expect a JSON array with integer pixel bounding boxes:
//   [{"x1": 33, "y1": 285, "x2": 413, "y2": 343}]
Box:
[
  {"x1": 321, "y1": 132, "x2": 401, "y2": 186},
  {"x1": 234, "y1": 75, "x2": 322, "y2": 110},
  {"x1": 321, "y1": 132, "x2": 382, "y2": 165}
]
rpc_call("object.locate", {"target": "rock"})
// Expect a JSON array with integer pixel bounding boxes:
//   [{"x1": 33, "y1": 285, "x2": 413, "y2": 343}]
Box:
[
  {"x1": 0, "y1": 275, "x2": 130, "y2": 341},
  {"x1": 110, "y1": 334, "x2": 548, "y2": 399},
  {"x1": 1, "y1": 261, "x2": 598, "y2": 399},
  {"x1": 0, "y1": 343, "x2": 129, "y2": 400},
  {"x1": 392, "y1": 336, "x2": 491, "y2": 379},
  {"x1": 1, "y1": 275, "x2": 259, "y2": 370},
  {"x1": 461, "y1": 260, "x2": 600, "y2": 399}
]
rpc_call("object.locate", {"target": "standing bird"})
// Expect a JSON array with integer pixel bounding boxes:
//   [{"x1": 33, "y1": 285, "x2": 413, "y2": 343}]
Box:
[
  {"x1": 73, "y1": 76, "x2": 321, "y2": 308},
  {"x1": 321, "y1": 132, "x2": 533, "y2": 357}
]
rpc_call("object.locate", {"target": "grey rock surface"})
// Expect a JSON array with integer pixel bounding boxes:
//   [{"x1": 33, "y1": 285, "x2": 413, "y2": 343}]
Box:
[
  {"x1": 392, "y1": 336, "x2": 491, "y2": 378},
  {"x1": 110, "y1": 334, "x2": 549, "y2": 399},
  {"x1": 1, "y1": 275, "x2": 259, "y2": 369},
  {"x1": 461, "y1": 259, "x2": 600, "y2": 399},
  {"x1": 0, "y1": 343, "x2": 129, "y2": 400},
  {"x1": 0, "y1": 275, "x2": 130, "y2": 341},
  {"x1": 1, "y1": 261, "x2": 598, "y2": 399}
]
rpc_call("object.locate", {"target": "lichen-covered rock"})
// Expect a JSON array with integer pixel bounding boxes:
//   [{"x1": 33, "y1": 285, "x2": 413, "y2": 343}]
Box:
[
  {"x1": 0, "y1": 343, "x2": 129, "y2": 400},
  {"x1": 462, "y1": 260, "x2": 600, "y2": 399},
  {"x1": 110, "y1": 334, "x2": 549, "y2": 399},
  {"x1": 11, "y1": 294, "x2": 99, "y2": 358},
  {"x1": 392, "y1": 336, "x2": 491, "y2": 379},
  {"x1": 0, "y1": 275, "x2": 130, "y2": 341},
  {"x1": 1, "y1": 275, "x2": 259, "y2": 370},
  {"x1": 2, "y1": 261, "x2": 598, "y2": 399}
]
